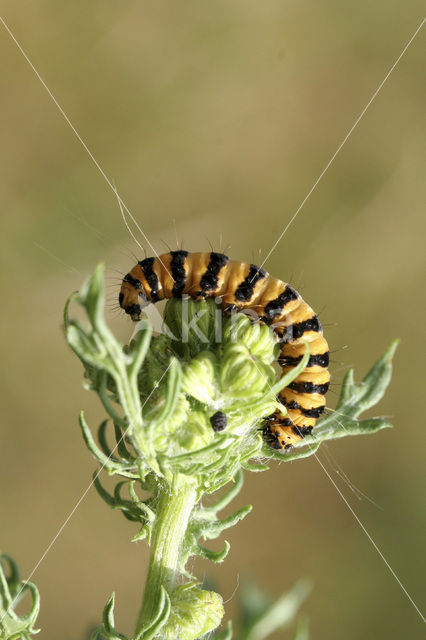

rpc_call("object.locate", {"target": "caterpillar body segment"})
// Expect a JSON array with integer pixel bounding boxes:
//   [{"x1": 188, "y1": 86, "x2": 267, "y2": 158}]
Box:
[{"x1": 119, "y1": 251, "x2": 330, "y2": 451}]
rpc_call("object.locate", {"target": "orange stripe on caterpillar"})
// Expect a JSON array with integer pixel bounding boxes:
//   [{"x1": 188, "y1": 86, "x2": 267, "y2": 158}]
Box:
[{"x1": 119, "y1": 251, "x2": 330, "y2": 451}]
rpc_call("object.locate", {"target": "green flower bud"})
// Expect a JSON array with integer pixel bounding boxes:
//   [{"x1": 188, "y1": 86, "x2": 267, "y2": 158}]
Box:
[
  {"x1": 223, "y1": 313, "x2": 277, "y2": 363},
  {"x1": 175, "y1": 410, "x2": 213, "y2": 451},
  {"x1": 149, "y1": 394, "x2": 191, "y2": 453},
  {"x1": 182, "y1": 351, "x2": 219, "y2": 404},
  {"x1": 162, "y1": 584, "x2": 224, "y2": 640},
  {"x1": 220, "y1": 343, "x2": 275, "y2": 398},
  {"x1": 137, "y1": 333, "x2": 173, "y2": 393},
  {"x1": 164, "y1": 298, "x2": 221, "y2": 359}
]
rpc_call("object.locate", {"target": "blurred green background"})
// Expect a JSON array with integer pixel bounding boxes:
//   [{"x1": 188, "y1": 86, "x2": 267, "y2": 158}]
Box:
[{"x1": 0, "y1": 2, "x2": 425, "y2": 638}]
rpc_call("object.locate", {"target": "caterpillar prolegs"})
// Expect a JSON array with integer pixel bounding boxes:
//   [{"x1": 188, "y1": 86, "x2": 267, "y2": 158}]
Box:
[{"x1": 119, "y1": 251, "x2": 330, "y2": 450}]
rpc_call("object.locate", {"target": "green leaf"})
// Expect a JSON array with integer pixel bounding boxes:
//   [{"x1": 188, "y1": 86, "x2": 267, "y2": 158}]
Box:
[
  {"x1": 335, "y1": 339, "x2": 398, "y2": 419},
  {"x1": 78, "y1": 263, "x2": 107, "y2": 332},
  {"x1": 211, "y1": 621, "x2": 233, "y2": 640},
  {"x1": 292, "y1": 616, "x2": 309, "y2": 640},
  {"x1": 127, "y1": 322, "x2": 153, "y2": 383},
  {"x1": 198, "y1": 505, "x2": 252, "y2": 541},
  {"x1": 0, "y1": 554, "x2": 40, "y2": 639},
  {"x1": 269, "y1": 341, "x2": 398, "y2": 458},
  {"x1": 102, "y1": 594, "x2": 116, "y2": 634},
  {"x1": 266, "y1": 441, "x2": 321, "y2": 462},
  {"x1": 93, "y1": 475, "x2": 155, "y2": 531},
  {"x1": 97, "y1": 593, "x2": 128, "y2": 640},
  {"x1": 342, "y1": 339, "x2": 399, "y2": 415},
  {"x1": 165, "y1": 432, "x2": 233, "y2": 469},
  {"x1": 98, "y1": 420, "x2": 118, "y2": 460},
  {"x1": 241, "y1": 580, "x2": 311, "y2": 640},
  {"x1": 272, "y1": 341, "x2": 310, "y2": 395},
  {"x1": 79, "y1": 414, "x2": 137, "y2": 477},
  {"x1": 144, "y1": 358, "x2": 182, "y2": 434},
  {"x1": 136, "y1": 586, "x2": 171, "y2": 640},
  {"x1": 113, "y1": 423, "x2": 134, "y2": 462},
  {"x1": 203, "y1": 470, "x2": 244, "y2": 515},
  {"x1": 304, "y1": 340, "x2": 398, "y2": 445},
  {"x1": 0, "y1": 555, "x2": 19, "y2": 606},
  {"x1": 241, "y1": 460, "x2": 269, "y2": 472},
  {"x1": 196, "y1": 542, "x2": 231, "y2": 563}
]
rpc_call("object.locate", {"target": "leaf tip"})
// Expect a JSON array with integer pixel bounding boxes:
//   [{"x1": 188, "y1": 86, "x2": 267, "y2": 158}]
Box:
[
  {"x1": 63, "y1": 291, "x2": 79, "y2": 328},
  {"x1": 385, "y1": 338, "x2": 400, "y2": 362}
]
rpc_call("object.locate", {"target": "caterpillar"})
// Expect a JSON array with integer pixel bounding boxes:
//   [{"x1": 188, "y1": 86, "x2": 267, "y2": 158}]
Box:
[{"x1": 119, "y1": 251, "x2": 330, "y2": 451}]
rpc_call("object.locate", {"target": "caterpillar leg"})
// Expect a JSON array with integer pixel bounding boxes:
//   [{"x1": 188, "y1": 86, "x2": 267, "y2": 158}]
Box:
[
  {"x1": 263, "y1": 415, "x2": 305, "y2": 450},
  {"x1": 264, "y1": 333, "x2": 330, "y2": 451}
]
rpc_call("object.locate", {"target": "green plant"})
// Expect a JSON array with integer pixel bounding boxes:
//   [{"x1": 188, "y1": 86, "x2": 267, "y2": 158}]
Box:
[
  {"x1": 65, "y1": 264, "x2": 398, "y2": 640},
  {"x1": 1, "y1": 264, "x2": 397, "y2": 640},
  {"x1": 214, "y1": 577, "x2": 312, "y2": 640},
  {"x1": 0, "y1": 555, "x2": 40, "y2": 640}
]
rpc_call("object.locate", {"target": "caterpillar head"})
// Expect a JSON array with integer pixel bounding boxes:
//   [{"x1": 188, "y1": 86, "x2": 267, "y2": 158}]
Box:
[{"x1": 119, "y1": 274, "x2": 149, "y2": 321}]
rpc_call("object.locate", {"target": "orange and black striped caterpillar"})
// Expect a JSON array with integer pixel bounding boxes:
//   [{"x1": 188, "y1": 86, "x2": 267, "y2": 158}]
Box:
[{"x1": 119, "y1": 251, "x2": 330, "y2": 451}]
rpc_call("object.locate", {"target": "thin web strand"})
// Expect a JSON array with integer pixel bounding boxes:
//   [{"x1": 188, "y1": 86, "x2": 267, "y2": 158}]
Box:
[
  {"x1": 256, "y1": 18, "x2": 425, "y2": 274},
  {"x1": 248, "y1": 355, "x2": 425, "y2": 623},
  {"x1": 113, "y1": 182, "x2": 145, "y2": 254},
  {"x1": 0, "y1": 15, "x2": 171, "y2": 276},
  {"x1": 315, "y1": 452, "x2": 425, "y2": 624},
  {"x1": 1, "y1": 359, "x2": 173, "y2": 624}
]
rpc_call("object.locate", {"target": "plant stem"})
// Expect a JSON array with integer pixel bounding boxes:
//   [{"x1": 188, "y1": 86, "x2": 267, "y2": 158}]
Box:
[{"x1": 135, "y1": 474, "x2": 198, "y2": 635}]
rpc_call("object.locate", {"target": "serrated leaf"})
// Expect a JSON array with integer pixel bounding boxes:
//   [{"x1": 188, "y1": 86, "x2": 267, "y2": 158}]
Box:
[
  {"x1": 337, "y1": 368, "x2": 355, "y2": 406},
  {"x1": 336, "y1": 340, "x2": 398, "y2": 419},
  {"x1": 273, "y1": 341, "x2": 399, "y2": 458},
  {"x1": 315, "y1": 417, "x2": 392, "y2": 441}
]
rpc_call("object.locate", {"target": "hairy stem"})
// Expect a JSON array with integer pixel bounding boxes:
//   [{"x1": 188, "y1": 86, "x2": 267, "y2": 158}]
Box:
[{"x1": 135, "y1": 474, "x2": 198, "y2": 635}]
